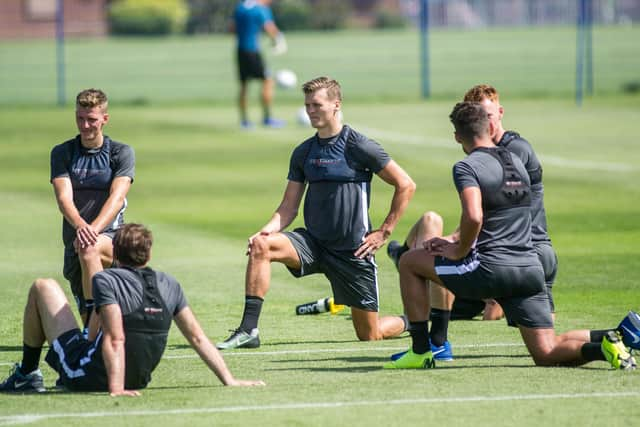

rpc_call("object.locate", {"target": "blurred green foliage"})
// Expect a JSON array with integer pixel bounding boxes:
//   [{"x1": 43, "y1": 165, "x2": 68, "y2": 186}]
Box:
[{"x1": 109, "y1": 0, "x2": 189, "y2": 36}]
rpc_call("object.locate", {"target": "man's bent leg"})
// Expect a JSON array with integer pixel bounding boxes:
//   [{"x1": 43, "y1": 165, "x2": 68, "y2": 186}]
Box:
[
  {"x1": 218, "y1": 233, "x2": 301, "y2": 350},
  {"x1": 519, "y1": 326, "x2": 598, "y2": 367},
  {"x1": 389, "y1": 211, "x2": 444, "y2": 268},
  {"x1": 25, "y1": 278, "x2": 79, "y2": 346},
  {"x1": 77, "y1": 234, "x2": 112, "y2": 301},
  {"x1": 398, "y1": 249, "x2": 438, "y2": 321},
  {"x1": 403, "y1": 211, "x2": 444, "y2": 249},
  {"x1": 245, "y1": 233, "x2": 301, "y2": 297},
  {"x1": 350, "y1": 308, "x2": 405, "y2": 341},
  {"x1": 77, "y1": 234, "x2": 111, "y2": 329},
  {"x1": 1, "y1": 278, "x2": 80, "y2": 392}
]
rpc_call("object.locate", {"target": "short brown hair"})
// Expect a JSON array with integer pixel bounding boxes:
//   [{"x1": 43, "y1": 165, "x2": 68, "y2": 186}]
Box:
[
  {"x1": 302, "y1": 76, "x2": 342, "y2": 101},
  {"x1": 449, "y1": 102, "x2": 490, "y2": 143},
  {"x1": 463, "y1": 84, "x2": 499, "y2": 103},
  {"x1": 76, "y1": 88, "x2": 108, "y2": 111},
  {"x1": 113, "y1": 224, "x2": 153, "y2": 267}
]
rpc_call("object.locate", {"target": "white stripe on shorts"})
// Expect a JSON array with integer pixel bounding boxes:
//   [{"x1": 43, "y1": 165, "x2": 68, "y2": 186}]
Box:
[
  {"x1": 53, "y1": 338, "x2": 87, "y2": 379},
  {"x1": 435, "y1": 259, "x2": 481, "y2": 276}
]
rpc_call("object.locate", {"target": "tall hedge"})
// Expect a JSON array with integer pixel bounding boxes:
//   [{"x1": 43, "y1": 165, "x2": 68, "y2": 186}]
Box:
[{"x1": 109, "y1": 0, "x2": 189, "y2": 36}]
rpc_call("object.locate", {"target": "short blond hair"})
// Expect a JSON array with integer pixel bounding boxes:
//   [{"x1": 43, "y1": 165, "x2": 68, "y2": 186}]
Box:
[
  {"x1": 302, "y1": 77, "x2": 342, "y2": 101},
  {"x1": 76, "y1": 88, "x2": 108, "y2": 111},
  {"x1": 463, "y1": 84, "x2": 499, "y2": 103}
]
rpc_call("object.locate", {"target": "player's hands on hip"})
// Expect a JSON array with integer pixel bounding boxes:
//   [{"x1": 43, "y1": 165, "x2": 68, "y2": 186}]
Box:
[
  {"x1": 355, "y1": 229, "x2": 389, "y2": 259},
  {"x1": 74, "y1": 223, "x2": 99, "y2": 250},
  {"x1": 424, "y1": 237, "x2": 462, "y2": 260}
]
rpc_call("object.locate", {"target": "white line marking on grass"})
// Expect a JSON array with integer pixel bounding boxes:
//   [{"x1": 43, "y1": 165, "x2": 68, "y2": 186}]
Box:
[
  {"x1": 0, "y1": 343, "x2": 522, "y2": 366},
  {"x1": 538, "y1": 155, "x2": 634, "y2": 172},
  {"x1": 1, "y1": 392, "x2": 639, "y2": 425},
  {"x1": 358, "y1": 126, "x2": 635, "y2": 173},
  {"x1": 163, "y1": 342, "x2": 524, "y2": 359}
]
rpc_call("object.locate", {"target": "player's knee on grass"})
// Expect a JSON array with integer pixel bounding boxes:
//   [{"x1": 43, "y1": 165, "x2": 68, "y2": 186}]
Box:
[
  {"x1": 355, "y1": 329, "x2": 382, "y2": 341},
  {"x1": 352, "y1": 315, "x2": 383, "y2": 341}
]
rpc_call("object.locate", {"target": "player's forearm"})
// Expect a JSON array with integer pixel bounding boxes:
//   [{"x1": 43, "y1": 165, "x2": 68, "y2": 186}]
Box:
[
  {"x1": 379, "y1": 178, "x2": 416, "y2": 236},
  {"x1": 189, "y1": 331, "x2": 236, "y2": 385},
  {"x1": 92, "y1": 178, "x2": 131, "y2": 231},
  {"x1": 103, "y1": 336, "x2": 127, "y2": 394},
  {"x1": 175, "y1": 308, "x2": 236, "y2": 385},
  {"x1": 456, "y1": 214, "x2": 481, "y2": 258},
  {"x1": 56, "y1": 198, "x2": 88, "y2": 230},
  {"x1": 91, "y1": 193, "x2": 126, "y2": 232},
  {"x1": 53, "y1": 181, "x2": 88, "y2": 229},
  {"x1": 267, "y1": 207, "x2": 297, "y2": 233}
]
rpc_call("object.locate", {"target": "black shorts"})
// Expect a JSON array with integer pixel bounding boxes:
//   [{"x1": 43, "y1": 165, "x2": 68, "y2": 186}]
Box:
[
  {"x1": 237, "y1": 49, "x2": 267, "y2": 82},
  {"x1": 435, "y1": 252, "x2": 552, "y2": 328},
  {"x1": 284, "y1": 228, "x2": 379, "y2": 311},
  {"x1": 496, "y1": 291, "x2": 554, "y2": 328},
  {"x1": 45, "y1": 329, "x2": 108, "y2": 391},
  {"x1": 535, "y1": 241, "x2": 558, "y2": 312},
  {"x1": 435, "y1": 252, "x2": 544, "y2": 300},
  {"x1": 449, "y1": 297, "x2": 486, "y2": 320}
]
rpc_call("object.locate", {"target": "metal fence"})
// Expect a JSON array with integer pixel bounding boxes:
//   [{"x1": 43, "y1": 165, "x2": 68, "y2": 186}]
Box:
[{"x1": 399, "y1": 0, "x2": 640, "y2": 27}]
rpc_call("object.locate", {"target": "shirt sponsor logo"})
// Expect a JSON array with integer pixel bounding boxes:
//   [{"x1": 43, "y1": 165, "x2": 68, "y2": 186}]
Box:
[{"x1": 310, "y1": 158, "x2": 342, "y2": 166}]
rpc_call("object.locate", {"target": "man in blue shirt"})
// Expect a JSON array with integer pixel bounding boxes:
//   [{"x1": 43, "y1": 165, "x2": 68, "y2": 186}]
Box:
[{"x1": 232, "y1": 0, "x2": 286, "y2": 128}]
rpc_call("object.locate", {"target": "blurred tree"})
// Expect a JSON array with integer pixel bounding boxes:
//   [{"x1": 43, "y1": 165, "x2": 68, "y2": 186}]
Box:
[
  {"x1": 109, "y1": 0, "x2": 188, "y2": 36},
  {"x1": 272, "y1": 0, "x2": 312, "y2": 31},
  {"x1": 185, "y1": 0, "x2": 234, "y2": 34},
  {"x1": 310, "y1": 0, "x2": 351, "y2": 30}
]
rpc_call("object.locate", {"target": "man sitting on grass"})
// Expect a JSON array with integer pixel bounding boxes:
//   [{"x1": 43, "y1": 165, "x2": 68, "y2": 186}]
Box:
[{"x1": 0, "y1": 223, "x2": 264, "y2": 394}]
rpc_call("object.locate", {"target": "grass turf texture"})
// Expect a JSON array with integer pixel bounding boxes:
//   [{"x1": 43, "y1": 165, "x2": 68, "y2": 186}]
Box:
[
  {"x1": 1, "y1": 24, "x2": 640, "y2": 425},
  {"x1": 1, "y1": 26, "x2": 640, "y2": 106},
  {"x1": 0, "y1": 94, "x2": 639, "y2": 425}
]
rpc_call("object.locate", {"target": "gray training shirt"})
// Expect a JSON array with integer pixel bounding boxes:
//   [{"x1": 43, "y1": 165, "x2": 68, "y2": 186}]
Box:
[
  {"x1": 497, "y1": 131, "x2": 551, "y2": 244},
  {"x1": 93, "y1": 268, "x2": 188, "y2": 317},
  {"x1": 287, "y1": 125, "x2": 390, "y2": 251},
  {"x1": 453, "y1": 147, "x2": 539, "y2": 267},
  {"x1": 50, "y1": 135, "x2": 135, "y2": 247}
]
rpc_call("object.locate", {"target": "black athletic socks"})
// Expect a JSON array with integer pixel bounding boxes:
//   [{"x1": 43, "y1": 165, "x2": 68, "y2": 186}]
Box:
[
  {"x1": 83, "y1": 299, "x2": 95, "y2": 328},
  {"x1": 239, "y1": 295, "x2": 264, "y2": 332},
  {"x1": 409, "y1": 321, "x2": 430, "y2": 354},
  {"x1": 20, "y1": 343, "x2": 42, "y2": 374},
  {"x1": 429, "y1": 308, "x2": 451, "y2": 347},
  {"x1": 581, "y1": 342, "x2": 606, "y2": 362},
  {"x1": 590, "y1": 329, "x2": 610, "y2": 343}
]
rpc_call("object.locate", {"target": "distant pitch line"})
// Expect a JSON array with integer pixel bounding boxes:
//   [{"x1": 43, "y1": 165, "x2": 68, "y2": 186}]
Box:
[
  {"x1": 358, "y1": 126, "x2": 635, "y2": 173},
  {"x1": 1, "y1": 392, "x2": 639, "y2": 425}
]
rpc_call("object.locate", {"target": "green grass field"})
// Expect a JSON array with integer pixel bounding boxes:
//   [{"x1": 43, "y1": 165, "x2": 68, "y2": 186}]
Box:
[
  {"x1": 1, "y1": 25, "x2": 639, "y2": 105},
  {"x1": 1, "y1": 28, "x2": 640, "y2": 426}
]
